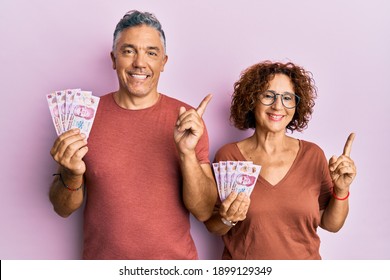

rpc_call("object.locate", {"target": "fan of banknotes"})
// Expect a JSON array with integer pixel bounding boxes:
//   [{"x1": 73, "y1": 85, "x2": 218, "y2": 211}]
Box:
[
  {"x1": 46, "y1": 89, "x2": 100, "y2": 139},
  {"x1": 212, "y1": 161, "x2": 261, "y2": 201}
]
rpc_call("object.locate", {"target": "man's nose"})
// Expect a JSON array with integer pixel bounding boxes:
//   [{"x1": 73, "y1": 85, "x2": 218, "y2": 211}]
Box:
[{"x1": 132, "y1": 53, "x2": 146, "y2": 68}]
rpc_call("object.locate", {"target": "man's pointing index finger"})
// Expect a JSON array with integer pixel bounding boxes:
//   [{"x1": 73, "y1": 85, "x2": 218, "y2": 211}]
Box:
[{"x1": 196, "y1": 94, "x2": 212, "y2": 117}]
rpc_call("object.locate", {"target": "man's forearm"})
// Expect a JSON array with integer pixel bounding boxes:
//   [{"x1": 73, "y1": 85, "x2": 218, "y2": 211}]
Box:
[
  {"x1": 180, "y1": 153, "x2": 217, "y2": 221},
  {"x1": 49, "y1": 169, "x2": 84, "y2": 218}
]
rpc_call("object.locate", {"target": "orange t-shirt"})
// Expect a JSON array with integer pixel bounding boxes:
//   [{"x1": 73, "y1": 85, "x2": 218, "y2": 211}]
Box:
[
  {"x1": 215, "y1": 140, "x2": 332, "y2": 260},
  {"x1": 82, "y1": 93, "x2": 209, "y2": 259}
]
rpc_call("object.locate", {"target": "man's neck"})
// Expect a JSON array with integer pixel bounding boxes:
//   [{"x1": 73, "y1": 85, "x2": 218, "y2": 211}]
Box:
[{"x1": 113, "y1": 91, "x2": 160, "y2": 110}]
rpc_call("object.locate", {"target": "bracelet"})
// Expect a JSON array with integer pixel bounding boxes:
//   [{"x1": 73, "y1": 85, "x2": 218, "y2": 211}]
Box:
[
  {"x1": 332, "y1": 189, "x2": 350, "y2": 200},
  {"x1": 221, "y1": 217, "x2": 237, "y2": 227},
  {"x1": 52, "y1": 173, "x2": 83, "y2": 192}
]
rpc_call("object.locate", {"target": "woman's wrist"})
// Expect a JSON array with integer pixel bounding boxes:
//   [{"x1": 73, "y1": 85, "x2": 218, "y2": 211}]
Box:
[
  {"x1": 221, "y1": 217, "x2": 237, "y2": 227},
  {"x1": 332, "y1": 187, "x2": 350, "y2": 200}
]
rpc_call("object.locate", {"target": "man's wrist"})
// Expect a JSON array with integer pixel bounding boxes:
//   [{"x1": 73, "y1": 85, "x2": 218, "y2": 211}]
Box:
[
  {"x1": 53, "y1": 173, "x2": 83, "y2": 191},
  {"x1": 57, "y1": 169, "x2": 84, "y2": 190},
  {"x1": 178, "y1": 150, "x2": 198, "y2": 162}
]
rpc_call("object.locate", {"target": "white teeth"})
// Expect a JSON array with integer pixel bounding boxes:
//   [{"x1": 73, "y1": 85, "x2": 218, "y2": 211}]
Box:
[
  {"x1": 269, "y1": 114, "x2": 283, "y2": 120},
  {"x1": 131, "y1": 74, "x2": 148, "y2": 80}
]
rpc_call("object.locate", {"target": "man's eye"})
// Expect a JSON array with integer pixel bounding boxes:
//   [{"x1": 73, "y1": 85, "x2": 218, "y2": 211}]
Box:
[{"x1": 148, "y1": 51, "x2": 157, "y2": 56}]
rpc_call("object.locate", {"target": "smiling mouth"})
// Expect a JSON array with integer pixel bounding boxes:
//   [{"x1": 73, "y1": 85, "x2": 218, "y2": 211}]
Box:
[
  {"x1": 268, "y1": 113, "x2": 284, "y2": 121},
  {"x1": 129, "y1": 73, "x2": 150, "y2": 80}
]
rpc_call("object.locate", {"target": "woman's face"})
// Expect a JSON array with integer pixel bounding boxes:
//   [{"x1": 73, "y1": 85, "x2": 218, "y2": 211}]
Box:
[{"x1": 254, "y1": 74, "x2": 296, "y2": 133}]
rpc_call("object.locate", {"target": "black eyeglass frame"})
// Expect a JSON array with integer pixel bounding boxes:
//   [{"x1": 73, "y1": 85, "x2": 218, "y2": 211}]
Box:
[{"x1": 258, "y1": 90, "x2": 301, "y2": 109}]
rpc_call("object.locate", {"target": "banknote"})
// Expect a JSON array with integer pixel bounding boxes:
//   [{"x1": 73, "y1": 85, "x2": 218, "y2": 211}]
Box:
[
  {"x1": 56, "y1": 90, "x2": 67, "y2": 132},
  {"x1": 226, "y1": 161, "x2": 238, "y2": 192},
  {"x1": 219, "y1": 161, "x2": 227, "y2": 201},
  {"x1": 212, "y1": 161, "x2": 261, "y2": 201},
  {"x1": 65, "y1": 88, "x2": 79, "y2": 130},
  {"x1": 46, "y1": 93, "x2": 62, "y2": 136},
  {"x1": 212, "y1": 163, "x2": 222, "y2": 200},
  {"x1": 231, "y1": 161, "x2": 261, "y2": 196},
  {"x1": 47, "y1": 88, "x2": 99, "y2": 139}
]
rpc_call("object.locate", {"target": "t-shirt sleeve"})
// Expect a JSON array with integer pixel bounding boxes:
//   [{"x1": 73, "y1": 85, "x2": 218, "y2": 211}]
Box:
[
  {"x1": 318, "y1": 149, "x2": 333, "y2": 210},
  {"x1": 195, "y1": 121, "x2": 210, "y2": 164}
]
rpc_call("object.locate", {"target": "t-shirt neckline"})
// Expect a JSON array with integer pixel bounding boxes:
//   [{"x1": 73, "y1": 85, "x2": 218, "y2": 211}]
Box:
[{"x1": 233, "y1": 139, "x2": 303, "y2": 188}]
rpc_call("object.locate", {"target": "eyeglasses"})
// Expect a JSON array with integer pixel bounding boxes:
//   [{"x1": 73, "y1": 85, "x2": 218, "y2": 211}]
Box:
[{"x1": 258, "y1": 90, "x2": 300, "y2": 109}]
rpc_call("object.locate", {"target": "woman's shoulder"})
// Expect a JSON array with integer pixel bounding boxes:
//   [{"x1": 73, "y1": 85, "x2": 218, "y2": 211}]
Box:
[
  {"x1": 300, "y1": 139, "x2": 325, "y2": 155},
  {"x1": 214, "y1": 142, "x2": 241, "y2": 161},
  {"x1": 217, "y1": 142, "x2": 238, "y2": 153}
]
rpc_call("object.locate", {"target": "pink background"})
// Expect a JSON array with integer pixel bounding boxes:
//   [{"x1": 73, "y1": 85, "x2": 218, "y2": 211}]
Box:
[{"x1": 1, "y1": 0, "x2": 389, "y2": 260}]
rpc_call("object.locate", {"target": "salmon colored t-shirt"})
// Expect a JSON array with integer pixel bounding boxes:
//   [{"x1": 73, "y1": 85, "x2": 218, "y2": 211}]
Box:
[
  {"x1": 215, "y1": 140, "x2": 332, "y2": 260},
  {"x1": 82, "y1": 93, "x2": 209, "y2": 259}
]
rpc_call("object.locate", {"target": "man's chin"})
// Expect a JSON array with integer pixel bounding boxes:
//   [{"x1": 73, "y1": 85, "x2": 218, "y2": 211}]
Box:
[{"x1": 120, "y1": 86, "x2": 158, "y2": 98}]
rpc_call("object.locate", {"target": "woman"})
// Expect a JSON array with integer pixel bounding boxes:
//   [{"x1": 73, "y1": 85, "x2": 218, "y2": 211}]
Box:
[{"x1": 205, "y1": 61, "x2": 356, "y2": 259}]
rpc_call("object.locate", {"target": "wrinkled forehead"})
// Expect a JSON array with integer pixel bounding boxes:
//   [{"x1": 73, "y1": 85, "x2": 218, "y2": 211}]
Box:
[{"x1": 114, "y1": 24, "x2": 166, "y2": 53}]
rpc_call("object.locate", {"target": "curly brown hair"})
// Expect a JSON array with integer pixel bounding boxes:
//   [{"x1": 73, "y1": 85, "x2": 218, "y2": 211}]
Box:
[{"x1": 230, "y1": 61, "x2": 317, "y2": 132}]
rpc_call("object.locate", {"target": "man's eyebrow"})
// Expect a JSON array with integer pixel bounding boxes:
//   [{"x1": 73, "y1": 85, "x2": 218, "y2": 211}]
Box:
[
  {"x1": 146, "y1": 46, "x2": 162, "y2": 52},
  {"x1": 119, "y1": 44, "x2": 162, "y2": 52},
  {"x1": 119, "y1": 44, "x2": 135, "y2": 50}
]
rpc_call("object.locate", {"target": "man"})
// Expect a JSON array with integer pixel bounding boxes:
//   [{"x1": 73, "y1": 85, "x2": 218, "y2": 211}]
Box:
[{"x1": 49, "y1": 10, "x2": 217, "y2": 260}]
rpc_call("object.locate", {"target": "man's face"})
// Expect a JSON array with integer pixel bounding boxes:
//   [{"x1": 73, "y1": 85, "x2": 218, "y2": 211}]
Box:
[{"x1": 111, "y1": 25, "x2": 168, "y2": 99}]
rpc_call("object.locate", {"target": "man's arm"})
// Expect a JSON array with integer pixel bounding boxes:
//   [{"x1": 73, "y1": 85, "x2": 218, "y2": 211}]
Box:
[
  {"x1": 49, "y1": 129, "x2": 88, "y2": 217},
  {"x1": 49, "y1": 168, "x2": 84, "y2": 217},
  {"x1": 180, "y1": 157, "x2": 217, "y2": 221},
  {"x1": 174, "y1": 95, "x2": 218, "y2": 221}
]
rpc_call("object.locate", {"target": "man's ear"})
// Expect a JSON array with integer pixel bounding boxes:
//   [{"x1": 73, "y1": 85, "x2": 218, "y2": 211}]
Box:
[
  {"x1": 161, "y1": 54, "x2": 168, "y2": 72},
  {"x1": 110, "y1": 52, "x2": 116, "y2": 70}
]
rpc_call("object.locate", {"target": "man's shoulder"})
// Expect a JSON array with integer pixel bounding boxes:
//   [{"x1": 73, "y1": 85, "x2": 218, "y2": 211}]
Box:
[
  {"x1": 94, "y1": 92, "x2": 114, "y2": 106},
  {"x1": 161, "y1": 94, "x2": 193, "y2": 109},
  {"x1": 98, "y1": 92, "x2": 114, "y2": 99}
]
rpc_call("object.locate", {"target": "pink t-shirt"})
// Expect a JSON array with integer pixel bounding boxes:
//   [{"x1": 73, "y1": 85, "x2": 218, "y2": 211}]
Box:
[
  {"x1": 82, "y1": 93, "x2": 209, "y2": 259},
  {"x1": 215, "y1": 140, "x2": 332, "y2": 259}
]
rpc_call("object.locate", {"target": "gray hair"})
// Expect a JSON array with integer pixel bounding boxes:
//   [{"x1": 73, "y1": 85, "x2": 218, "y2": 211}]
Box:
[{"x1": 112, "y1": 10, "x2": 166, "y2": 53}]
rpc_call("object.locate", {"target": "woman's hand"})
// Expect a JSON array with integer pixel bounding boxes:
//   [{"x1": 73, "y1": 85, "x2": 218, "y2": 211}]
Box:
[
  {"x1": 329, "y1": 133, "x2": 357, "y2": 196},
  {"x1": 219, "y1": 192, "x2": 251, "y2": 225}
]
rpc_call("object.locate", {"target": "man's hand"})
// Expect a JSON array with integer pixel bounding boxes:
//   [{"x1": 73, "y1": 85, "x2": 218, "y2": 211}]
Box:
[
  {"x1": 174, "y1": 94, "x2": 212, "y2": 155},
  {"x1": 50, "y1": 128, "x2": 88, "y2": 177}
]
